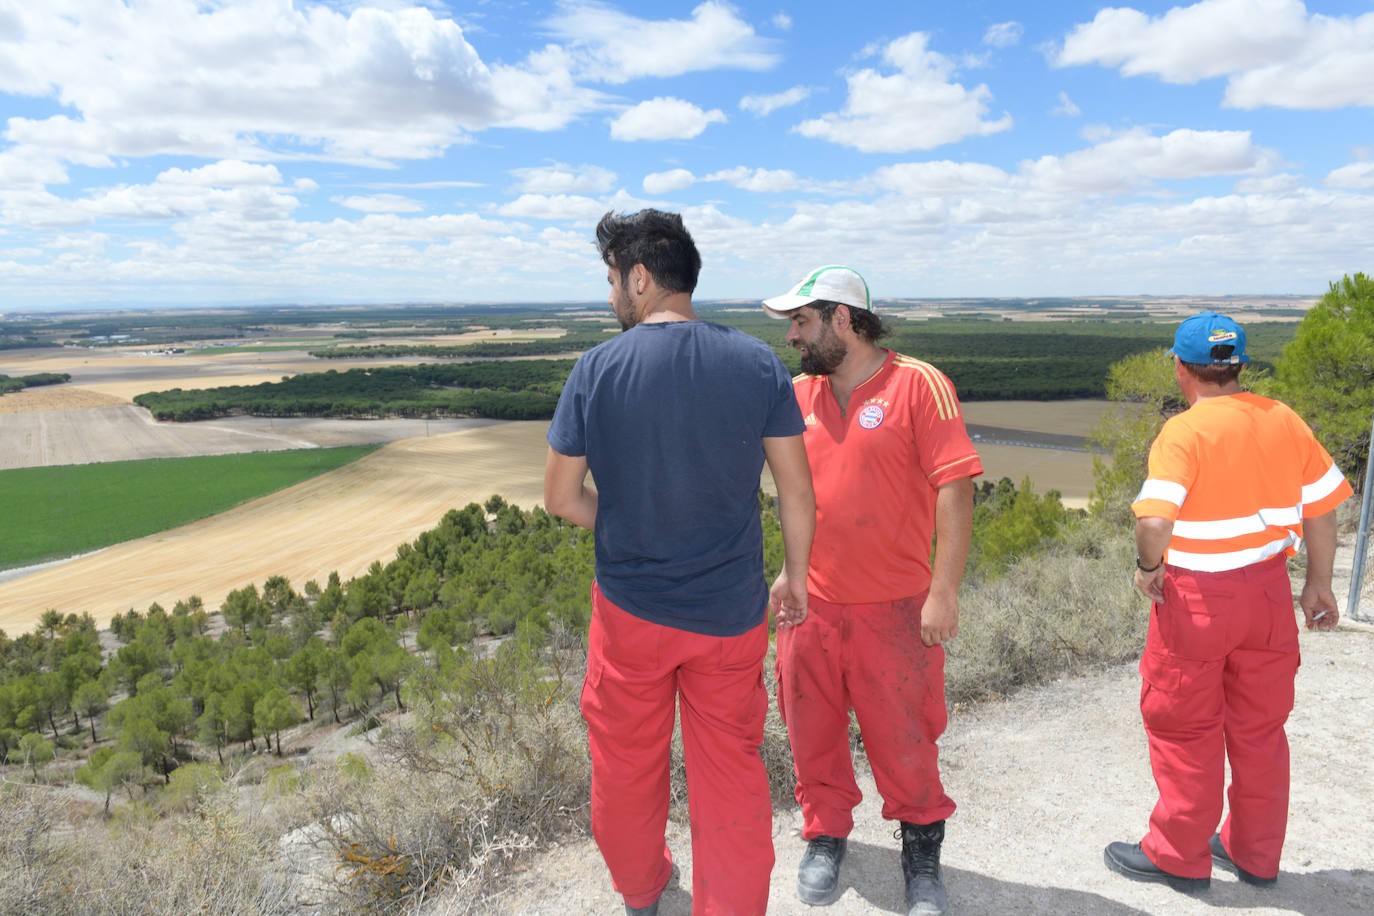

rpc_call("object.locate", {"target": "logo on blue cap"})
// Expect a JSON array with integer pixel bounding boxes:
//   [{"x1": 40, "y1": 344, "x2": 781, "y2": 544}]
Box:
[{"x1": 1169, "y1": 312, "x2": 1249, "y2": 365}]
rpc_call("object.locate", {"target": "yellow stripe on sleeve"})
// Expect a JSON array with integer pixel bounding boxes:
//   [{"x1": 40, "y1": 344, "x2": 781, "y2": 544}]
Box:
[{"x1": 893, "y1": 355, "x2": 959, "y2": 420}]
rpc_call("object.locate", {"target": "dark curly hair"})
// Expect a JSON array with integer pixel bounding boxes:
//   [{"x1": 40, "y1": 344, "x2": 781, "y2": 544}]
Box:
[
  {"x1": 595, "y1": 209, "x2": 701, "y2": 294},
  {"x1": 812, "y1": 299, "x2": 888, "y2": 343}
]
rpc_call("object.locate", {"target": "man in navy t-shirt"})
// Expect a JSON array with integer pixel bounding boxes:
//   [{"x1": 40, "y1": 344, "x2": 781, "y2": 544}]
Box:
[{"x1": 545, "y1": 209, "x2": 815, "y2": 916}]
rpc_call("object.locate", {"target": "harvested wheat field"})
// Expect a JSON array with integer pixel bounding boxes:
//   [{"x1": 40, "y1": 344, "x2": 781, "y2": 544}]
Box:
[
  {"x1": 0, "y1": 421, "x2": 555, "y2": 630},
  {"x1": 0, "y1": 404, "x2": 321, "y2": 469},
  {"x1": 962, "y1": 399, "x2": 1111, "y2": 437},
  {"x1": 0, "y1": 386, "x2": 128, "y2": 414},
  {"x1": 973, "y1": 443, "x2": 1094, "y2": 507}
]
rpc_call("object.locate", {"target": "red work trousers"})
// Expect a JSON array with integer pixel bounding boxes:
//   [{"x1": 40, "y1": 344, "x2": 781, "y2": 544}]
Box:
[
  {"x1": 1139, "y1": 554, "x2": 1299, "y2": 880},
  {"x1": 775, "y1": 593, "x2": 955, "y2": 840},
  {"x1": 581, "y1": 582, "x2": 774, "y2": 915}
]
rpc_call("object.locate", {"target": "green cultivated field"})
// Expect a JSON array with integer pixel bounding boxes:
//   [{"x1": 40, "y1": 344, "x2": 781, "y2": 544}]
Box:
[{"x1": 0, "y1": 446, "x2": 378, "y2": 571}]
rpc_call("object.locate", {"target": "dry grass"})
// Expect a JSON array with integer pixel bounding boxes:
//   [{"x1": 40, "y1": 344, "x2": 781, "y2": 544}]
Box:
[
  {"x1": 947, "y1": 515, "x2": 1145, "y2": 707},
  {"x1": 302, "y1": 629, "x2": 593, "y2": 914},
  {"x1": 0, "y1": 782, "x2": 295, "y2": 916}
]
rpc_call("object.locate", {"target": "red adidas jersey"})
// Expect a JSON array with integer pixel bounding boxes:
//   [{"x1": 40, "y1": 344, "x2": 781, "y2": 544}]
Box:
[{"x1": 795, "y1": 349, "x2": 983, "y2": 603}]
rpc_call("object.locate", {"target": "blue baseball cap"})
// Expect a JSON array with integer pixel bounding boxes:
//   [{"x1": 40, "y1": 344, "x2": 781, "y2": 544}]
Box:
[{"x1": 1168, "y1": 312, "x2": 1249, "y2": 365}]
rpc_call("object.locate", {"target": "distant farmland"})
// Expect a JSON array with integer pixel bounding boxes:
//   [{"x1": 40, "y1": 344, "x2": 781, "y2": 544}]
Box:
[{"x1": 0, "y1": 445, "x2": 377, "y2": 571}]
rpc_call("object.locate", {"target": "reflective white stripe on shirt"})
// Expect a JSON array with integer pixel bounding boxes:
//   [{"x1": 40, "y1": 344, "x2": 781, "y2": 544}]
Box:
[
  {"x1": 1136, "y1": 478, "x2": 1187, "y2": 507},
  {"x1": 1167, "y1": 534, "x2": 1299, "y2": 573},
  {"x1": 1172, "y1": 504, "x2": 1303, "y2": 540},
  {"x1": 1303, "y1": 464, "x2": 1347, "y2": 507}
]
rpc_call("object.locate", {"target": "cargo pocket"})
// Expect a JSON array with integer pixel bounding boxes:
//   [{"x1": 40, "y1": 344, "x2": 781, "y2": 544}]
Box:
[{"x1": 1140, "y1": 646, "x2": 1221, "y2": 733}]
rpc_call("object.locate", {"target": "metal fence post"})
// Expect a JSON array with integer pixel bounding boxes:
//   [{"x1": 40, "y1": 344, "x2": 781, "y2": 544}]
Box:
[{"x1": 1346, "y1": 407, "x2": 1374, "y2": 622}]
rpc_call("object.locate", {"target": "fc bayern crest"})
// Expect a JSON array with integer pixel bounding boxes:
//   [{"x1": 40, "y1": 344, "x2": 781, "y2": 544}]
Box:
[{"x1": 857, "y1": 404, "x2": 885, "y2": 429}]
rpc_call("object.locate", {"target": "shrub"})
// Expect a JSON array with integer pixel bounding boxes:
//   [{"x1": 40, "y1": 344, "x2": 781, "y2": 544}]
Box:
[{"x1": 946, "y1": 515, "x2": 1144, "y2": 707}]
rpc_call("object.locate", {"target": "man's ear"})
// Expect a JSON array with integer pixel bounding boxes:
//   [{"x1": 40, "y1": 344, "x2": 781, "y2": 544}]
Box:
[
  {"x1": 834, "y1": 304, "x2": 852, "y2": 331},
  {"x1": 629, "y1": 263, "x2": 650, "y2": 295}
]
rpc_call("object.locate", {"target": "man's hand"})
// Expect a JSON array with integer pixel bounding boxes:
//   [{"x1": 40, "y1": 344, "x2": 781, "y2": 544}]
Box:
[
  {"x1": 769, "y1": 570, "x2": 808, "y2": 629},
  {"x1": 1134, "y1": 565, "x2": 1166, "y2": 603},
  {"x1": 1300, "y1": 509, "x2": 1340, "y2": 631},
  {"x1": 920, "y1": 589, "x2": 958, "y2": 646},
  {"x1": 1300, "y1": 580, "x2": 1340, "y2": 630}
]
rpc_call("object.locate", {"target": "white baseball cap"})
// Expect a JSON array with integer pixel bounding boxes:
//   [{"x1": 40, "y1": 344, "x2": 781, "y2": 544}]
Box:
[{"x1": 762, "y1": 265, "x2": 871, "y2": 318}]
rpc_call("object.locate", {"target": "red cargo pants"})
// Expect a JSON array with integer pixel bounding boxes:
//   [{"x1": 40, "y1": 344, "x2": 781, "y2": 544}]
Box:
[
  {"x1": 1139, "y1": 554, "x2": 1299, "y2": 880},
  {"x1": 775, "y1": 593, "x2": 955, "y2": 840},
  {"x1": 582, "y1": 582, "x2": 774, "y2": 915}
]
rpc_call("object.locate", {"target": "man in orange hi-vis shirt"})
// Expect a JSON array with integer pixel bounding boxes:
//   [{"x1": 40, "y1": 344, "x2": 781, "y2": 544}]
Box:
[{"x1": 1105, "y1": 312, "x2": 1353, "y2": 896}]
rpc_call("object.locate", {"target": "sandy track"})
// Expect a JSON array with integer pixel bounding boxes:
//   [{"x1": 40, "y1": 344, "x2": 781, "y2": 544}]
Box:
[
  {"x1": 0, "y1": 422, "x2": 555, "y2": 630},
  {"x1": 492, "y1": 584, "x2": 1374, "y2": 915}
]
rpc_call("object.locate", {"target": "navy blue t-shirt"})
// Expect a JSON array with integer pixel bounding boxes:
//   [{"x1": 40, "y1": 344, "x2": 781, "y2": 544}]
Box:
[{"x1": 547, "y1": 320, "x2": 804, "y2": 636}]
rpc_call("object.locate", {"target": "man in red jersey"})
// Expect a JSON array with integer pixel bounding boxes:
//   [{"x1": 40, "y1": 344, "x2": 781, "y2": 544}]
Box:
[{"x1": 761, "y1": 265, "x2": 982, "y2": 916}]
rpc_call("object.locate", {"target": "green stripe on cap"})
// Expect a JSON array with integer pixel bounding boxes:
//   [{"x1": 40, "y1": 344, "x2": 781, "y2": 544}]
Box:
[{"x1": 797, "y1": 265, "x2": 870, "y2": 309}]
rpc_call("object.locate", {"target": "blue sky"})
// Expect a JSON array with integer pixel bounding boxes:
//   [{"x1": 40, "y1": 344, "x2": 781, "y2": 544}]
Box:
[{"x1": 1, "y1": 0, "x2": 1371, "y2": 310}]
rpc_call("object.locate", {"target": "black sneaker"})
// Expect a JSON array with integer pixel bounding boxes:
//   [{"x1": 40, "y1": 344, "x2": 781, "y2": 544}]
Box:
[
  {"x1": 624, "y1": 903, "x2": 658, "y2": 916},
  {"x1": 797, "y1": 835, "x2": 847, "y2": 905},
  {"x1": 1210, "y1": 834, "x2": 1278, "y2": 887},
  {"x1": 1104, "y1": 841, "x2": 1210, "y2": 894},
  {"x1": 898, "y1": 820, "x2": 948, "y2": 916}
]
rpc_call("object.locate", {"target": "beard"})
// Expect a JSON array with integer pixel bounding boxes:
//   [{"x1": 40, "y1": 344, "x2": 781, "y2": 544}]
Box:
[
  {"x1": 611, "y1": 286, "x2": 639, "y2": 331},
  {"x1": 798, "y1": 324, "x2": 847, "y2": 375}
]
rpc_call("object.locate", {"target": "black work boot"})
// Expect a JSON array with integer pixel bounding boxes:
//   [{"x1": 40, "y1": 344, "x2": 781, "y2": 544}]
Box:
[
  {"x1": 1210, "y1": 834, "x2": 1278, "y2": 887},
  {"x1": 624, "y1": 902, "x2": 658, "y2": 916},
  {"x1": 797, "y1": 835, "x2": 847, "y2": 905},
  {"x1": 898, "y1": 820, "x2": 948, "y2": 916},
  {"x1": 1104, "y1": 841, "x2": 1210, "y2": 894}
]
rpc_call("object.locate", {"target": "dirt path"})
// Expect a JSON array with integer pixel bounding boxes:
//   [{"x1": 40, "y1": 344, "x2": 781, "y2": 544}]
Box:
[{"x1": 486, "y1": 554, "x2": 1374, "y2": 916}]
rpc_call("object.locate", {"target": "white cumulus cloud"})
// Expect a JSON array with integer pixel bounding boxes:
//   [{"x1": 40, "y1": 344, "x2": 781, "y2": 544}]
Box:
[
  {"x1": 497, "y1": 193, "x2": 609, "y2": 221},
  {"x1": 510, "y1": 163, "x2": 617, "y2": 194},
  {"x1": 1325, "y1": 161, "x2": 1374, "y2": 189},
  {"x1": 611, "y1": 98, "x2": 727, "y2": 142},
  {"x1": 336, "y1": 194, "x2": 424, "y2": 214},
  {"x1": 1055, "y1": 0, "x2": 1374, "y2": 110},
  {"x1": 1018, "y1": 128, "x2": 1277, "y2": 193},
  {"x1": 703, "y1": 167, "x2": 799, "y2": 192},
  {"x1": 983, "y1": 22, "x2": 1023, "y2": 48},
  {"x1": 542, "y1": 0, "x2": 779, "y2": 84},
  {"x1": 740, "y1": 86, "x2": 812, "y2": 116},
  {"x1": 643, "y1": 169, "x2": 697, "y2": 194},
  {"x1": 794, "y1": 32, "x2": 1012, "y2": 153},
  {"x1": 1052, "y1": 92, "x2": 1082, "y2": 117}
]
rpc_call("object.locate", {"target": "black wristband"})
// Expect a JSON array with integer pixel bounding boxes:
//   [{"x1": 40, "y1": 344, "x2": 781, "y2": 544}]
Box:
[{"x1": 1136, "y1": 557, "x2": 1162, "y2": 572}]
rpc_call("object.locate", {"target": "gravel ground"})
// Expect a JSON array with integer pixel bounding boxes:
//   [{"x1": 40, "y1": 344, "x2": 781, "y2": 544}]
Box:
[{"x1": 485, "y1": 563, "x2": 1374, "y2": 916}]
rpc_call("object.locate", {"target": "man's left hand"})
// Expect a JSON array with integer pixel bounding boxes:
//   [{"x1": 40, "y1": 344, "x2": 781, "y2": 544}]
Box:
[
  {"x1": 921, "y1": 590, "x2": 958, "y2": 646},
  {"x1": 1134, "y1": 565, "x2": 1165, "y2": 603},
  {"x1": 769, "y1": 570, "x2": 808, "y2": 629}
]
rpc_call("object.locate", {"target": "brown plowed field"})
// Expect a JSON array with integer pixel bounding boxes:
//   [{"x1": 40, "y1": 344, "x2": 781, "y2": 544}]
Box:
[{"x1": 0, "y1": 421, "x2": 554, "y2": 630}]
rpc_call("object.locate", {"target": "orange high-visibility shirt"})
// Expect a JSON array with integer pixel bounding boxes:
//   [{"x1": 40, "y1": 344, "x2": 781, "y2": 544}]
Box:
[
  {"x1": 795, "y1": 349, "x2": 983, "y2": 603},
  {"x1": 1132, "y1": 392, "x2": 1352, "y2": 572}
]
